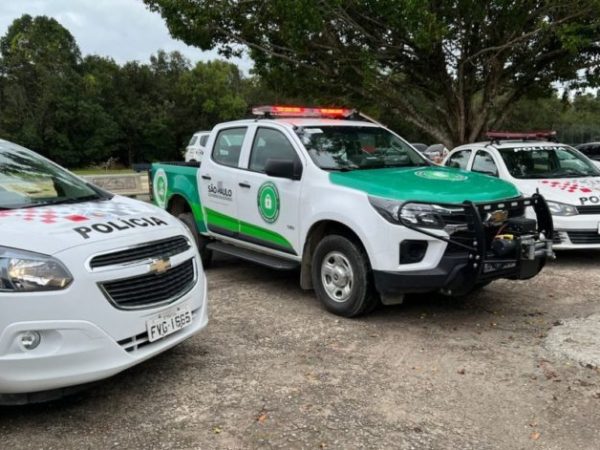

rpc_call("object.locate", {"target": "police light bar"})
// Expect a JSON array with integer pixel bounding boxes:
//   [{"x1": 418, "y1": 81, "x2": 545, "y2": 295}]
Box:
[
  {"x1": 486, "y1": 130, "x2": 557, "y2": 140},
  {"x1": 252, "y1": 105, "x2": 354, "y2": 118}
]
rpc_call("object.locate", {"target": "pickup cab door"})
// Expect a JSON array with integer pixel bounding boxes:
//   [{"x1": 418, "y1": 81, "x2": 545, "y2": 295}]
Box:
[
  {"x1": 198, "y1": 126, "x2": 249, "y2": 238},
  {"x1": 235, "y1": 125, "x2": 304, "y2": 256}
]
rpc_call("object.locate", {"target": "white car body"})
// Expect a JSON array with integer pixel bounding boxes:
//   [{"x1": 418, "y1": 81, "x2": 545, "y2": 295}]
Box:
[
  {"x1": 0, "y1": 140, "x2": 207, "y2": 402},
  {"x1": 445, "y1": 140, "x2": 600, "y2": 249},
  {"x1": 184, "y1": 131, "x2": 211, "y2": 163}
]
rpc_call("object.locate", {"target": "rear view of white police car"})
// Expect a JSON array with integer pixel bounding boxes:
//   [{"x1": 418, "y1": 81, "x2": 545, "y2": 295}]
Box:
[
  {"x1": 445, "y1": 131, "x2": 600, "y2": 249},
  {"x1": 0, "y1": 139, "x2": 207, "y2": 404}
]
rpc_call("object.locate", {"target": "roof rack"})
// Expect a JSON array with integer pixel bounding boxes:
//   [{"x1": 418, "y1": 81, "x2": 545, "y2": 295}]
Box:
[{"x1": 486, "y1": 130, "x2": 557, "y2": 144}]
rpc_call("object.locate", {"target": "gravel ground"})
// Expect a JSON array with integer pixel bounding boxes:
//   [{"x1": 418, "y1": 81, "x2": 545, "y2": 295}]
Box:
[{"x1": 1, "y1": 251, "x2": 600, "y2": 450}]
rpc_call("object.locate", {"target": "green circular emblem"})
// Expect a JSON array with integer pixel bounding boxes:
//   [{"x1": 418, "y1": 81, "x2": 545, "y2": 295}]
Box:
[
  {"x1": 257, "y1": 182, "x2": 280, "y2": 224},
  {"x1": 153, "y1": 169, "x2": 168, "y2": 208},
  {"x1": 415, "y1": 170, "x2": 467, "y2": 181}
]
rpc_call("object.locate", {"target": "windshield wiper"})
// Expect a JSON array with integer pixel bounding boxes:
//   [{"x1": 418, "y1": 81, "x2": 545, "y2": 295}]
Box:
[
  {"x1": 320, "y1": 166, "x2": 355, "y2": 172},
  {"x1": 20, "y1": 194, "x2": 108, "y2": 209},
  {"x1": 554, "y1": 169, "x2": 595, "y2": 177}
]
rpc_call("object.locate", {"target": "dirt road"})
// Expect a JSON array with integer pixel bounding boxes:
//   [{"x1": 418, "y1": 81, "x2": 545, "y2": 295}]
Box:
[{"x1": 1, "y1": 252, "x2": 599, "y2": 449}]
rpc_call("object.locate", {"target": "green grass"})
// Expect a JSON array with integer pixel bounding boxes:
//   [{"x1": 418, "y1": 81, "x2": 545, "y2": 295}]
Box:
[{"x1": 73, "y1": 168, "x2": 135, "y2": 175}]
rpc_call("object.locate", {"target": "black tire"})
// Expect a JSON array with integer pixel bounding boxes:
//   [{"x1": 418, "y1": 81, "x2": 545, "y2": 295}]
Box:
[
  {"x1": 311, "y1": 234, "x2": 378, "y2": 317},
  {"x1": 178, "y1": 212, "x2": 212, "y2": 268}
]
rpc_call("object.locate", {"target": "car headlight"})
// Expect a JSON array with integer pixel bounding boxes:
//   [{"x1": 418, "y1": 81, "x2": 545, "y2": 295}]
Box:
[
  {"x1": 0, "y1": 247, "x2": 73, "y2": 292},
  {"x1": 546, "y1": 201, "x2": 578, "y2": 217},
  {"x1": 369, "y1": 197, "x2": 460, "y2": 229}
]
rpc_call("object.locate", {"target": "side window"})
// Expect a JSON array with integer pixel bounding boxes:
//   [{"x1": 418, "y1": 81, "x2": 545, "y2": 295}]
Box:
[
  {"x1": 249, "y1": 128, "x2": 299, "y2": 173},
  {"x1": 446, "y1": 150, "x2": 471, "y2": 169},
  {"x1": 212, "y1": 127, "x2": 247, "y2": 168},
  {"x1": 199, "y1": 135, "x2": 209, "y2": 146},
  {"x1": 472, "y1": 151, "x2": 499, "y2": 177},
  {"x1": 188, "y1": 136, "x2": 198, "y2": 146}
]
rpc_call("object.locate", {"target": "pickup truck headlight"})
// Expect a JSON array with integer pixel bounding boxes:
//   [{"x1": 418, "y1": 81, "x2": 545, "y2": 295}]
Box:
[
  {"x1": 0, "y1": 247, "x2": 73, "y2": 292},
  {"x1": 546, "y1": 201, "x2": 578, "y2": 217},
  {"x1": 369, "y1": 197, "x2": 453, "y2": 229}
]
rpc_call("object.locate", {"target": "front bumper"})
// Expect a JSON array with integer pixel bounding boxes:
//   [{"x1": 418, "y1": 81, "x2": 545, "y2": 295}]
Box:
[
  {"x1": 374, "y1": 194, "x2": 554, "y2": 296},
  {"x1": 551, "y1": 216, "x2": 600, "y2": 249},
  {"x1": 374, "y1": 252, "x2": 545, "y2": 295},
  {"x1": 0, "y1": 275, "x2": 207, "y2": 399}
]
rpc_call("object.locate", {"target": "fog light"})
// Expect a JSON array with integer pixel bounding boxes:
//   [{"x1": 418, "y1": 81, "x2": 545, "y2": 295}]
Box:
[
  {"x1": 19, "y1": 331, "x2": 41, "y2": 351},
  {"x1": 400, "y1": 240, "x2": 428, "y2": 264}
]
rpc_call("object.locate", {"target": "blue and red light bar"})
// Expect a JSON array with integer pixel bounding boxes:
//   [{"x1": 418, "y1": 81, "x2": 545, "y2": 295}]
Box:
[
  {"x1": 252, "y1": 105, "x2": 354, "y2": 118},
  {"x1": 486, "y1": 130, "x2": 557, "y2": 140}
]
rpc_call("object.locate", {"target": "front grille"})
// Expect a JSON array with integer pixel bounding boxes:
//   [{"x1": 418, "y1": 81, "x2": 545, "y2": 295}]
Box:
[
  {"x1": 576, "y1": 205, "x2": 600, "y2": 215},
  {"x1": 567, "y1": 230, "x2": 600, "y2": 244},
  {"x1": 100, "y1": 258, "x2": 196, "y2": 309},
  {"x1": 90, "y1": 236, "x2": 190, "y2": 269},
  {"x1": 442, "y1": 199, "x2": 528, "y2": 254}
]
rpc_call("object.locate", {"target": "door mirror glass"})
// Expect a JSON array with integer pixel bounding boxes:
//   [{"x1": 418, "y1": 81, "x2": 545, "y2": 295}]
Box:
[{"x1": 264, "y1": 159, "x2": 302, "y2": 180}]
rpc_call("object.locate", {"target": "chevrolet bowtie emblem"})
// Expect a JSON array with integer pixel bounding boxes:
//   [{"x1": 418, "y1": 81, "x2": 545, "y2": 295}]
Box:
[
  {"x1": 149, "y1": 258, "x2": 171, "y2": 274},
  {"x1": 486, "y1": 210, "x2": 509, "y2": 225}
]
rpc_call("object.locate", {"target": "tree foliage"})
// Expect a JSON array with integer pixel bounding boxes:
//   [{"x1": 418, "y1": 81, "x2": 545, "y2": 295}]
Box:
[
  {"x1": 0, "y1": 15, "x2": 250, "y2": 167},
  {"x1": 143, "y1": 0, "x2": 600, "y2": 147}
]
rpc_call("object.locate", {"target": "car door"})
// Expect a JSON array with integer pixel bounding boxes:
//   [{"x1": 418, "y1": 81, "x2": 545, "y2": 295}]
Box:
[
  {"x1": 199, "y1": 126, "x2": 249, "y2": 238},
  {"x1": 470, "y1": 149, "x2": 500, "y2": 177},
  {"x1": 235, "y1": 125, "x2": 304, "y2": 256},
  {"x1": 445, "y1": 149, "x2": 472, "y2": 169}
]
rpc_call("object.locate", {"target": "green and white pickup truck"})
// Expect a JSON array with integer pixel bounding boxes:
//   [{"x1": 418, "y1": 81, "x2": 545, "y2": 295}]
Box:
[{"x1": 151, "y1": 106, "x2": 554, "y2": 317}]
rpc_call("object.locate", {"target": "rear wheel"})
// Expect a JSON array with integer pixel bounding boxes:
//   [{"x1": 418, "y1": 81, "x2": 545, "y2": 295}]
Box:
[
  {"x1": 311, "y1": 235, "x2": 378, "y2": 317},
  {"x1": 178, "y1": 212, "x2": 212, "y2": 268}
]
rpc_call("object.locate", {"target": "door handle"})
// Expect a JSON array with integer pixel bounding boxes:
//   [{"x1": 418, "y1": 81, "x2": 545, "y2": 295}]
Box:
[
  {"x1": 201, "y1": 175, "x2": 211, "y2": 180},
  {"x1": 238, "y1": 182, "x2": 251, "y2": 189}
]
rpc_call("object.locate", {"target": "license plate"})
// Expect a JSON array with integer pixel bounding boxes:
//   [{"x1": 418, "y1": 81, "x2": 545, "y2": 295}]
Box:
[{"x1": 146, "y1": 304, "x2": 193, "y2": 343}]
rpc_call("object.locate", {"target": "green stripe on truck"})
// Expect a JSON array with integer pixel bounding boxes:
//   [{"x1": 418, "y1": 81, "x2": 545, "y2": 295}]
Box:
[{"x1": 204, "y1": 208, "x2": 295, "y2": 252}]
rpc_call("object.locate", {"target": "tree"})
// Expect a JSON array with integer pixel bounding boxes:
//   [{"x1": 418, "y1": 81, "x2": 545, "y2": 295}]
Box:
[
  {"x1": 143, "y1": 0, "x2": 600, "y2": 147},
  {"x1": 175, "y1": 60, "x2": 248, "y2": 132},
  {"x1": 0, "y1": 15, "x2": 83, "y2": 163}
]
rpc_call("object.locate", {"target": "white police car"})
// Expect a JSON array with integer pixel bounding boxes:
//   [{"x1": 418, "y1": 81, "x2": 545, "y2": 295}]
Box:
[
  {"x1": 445, "y1": 131, "x2": 600, "y2": 249},
  {"x1": 0, "y1": 139, "x2": 208, "y2": 404}
]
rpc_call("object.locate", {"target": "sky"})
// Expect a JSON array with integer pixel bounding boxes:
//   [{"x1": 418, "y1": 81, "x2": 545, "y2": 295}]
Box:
[{"x1": 0, "y1": 0, "x2": 252, "y2": 71}]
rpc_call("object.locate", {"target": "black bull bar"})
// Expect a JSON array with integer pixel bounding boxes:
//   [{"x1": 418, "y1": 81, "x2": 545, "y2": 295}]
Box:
[{"x1": 398, "y1": 193, "x2": 554, "y2": 291}]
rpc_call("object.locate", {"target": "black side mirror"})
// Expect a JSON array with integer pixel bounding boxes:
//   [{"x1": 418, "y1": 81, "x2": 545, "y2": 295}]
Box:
[{"x1": 264, "y1": 159, "x2": 302, "y2": 180}]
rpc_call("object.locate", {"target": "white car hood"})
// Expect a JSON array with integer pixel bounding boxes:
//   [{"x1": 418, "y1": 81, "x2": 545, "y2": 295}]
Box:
[
  {"x1": 516, "y1": 177, "x2": 600, "y2": 206},
  {"x1": 0, "y1": 195, "x2": 181, "y2": 255}
]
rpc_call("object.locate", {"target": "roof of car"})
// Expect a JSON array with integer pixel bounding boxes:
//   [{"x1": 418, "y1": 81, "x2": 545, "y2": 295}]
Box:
[
  {"x1": 453, "y1": 140, "x2": 570, "y2": 151},
  {"x1": 217, "y1": 118, "x2": 381, "y2": 129}
]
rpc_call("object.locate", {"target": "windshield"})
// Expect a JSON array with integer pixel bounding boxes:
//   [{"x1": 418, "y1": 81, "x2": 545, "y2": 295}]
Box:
[
  {"x1": 0, "y1": 140, "x2": 108, "y2": 209},
  {"x1": 297, "y1": 126, "x2": 428, "y2": 171},
  {"x1": 498, "y1": 145, "x2": 600, "y2": 179}
]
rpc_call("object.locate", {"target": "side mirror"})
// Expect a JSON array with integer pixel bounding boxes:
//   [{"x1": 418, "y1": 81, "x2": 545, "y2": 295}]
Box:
[{"x1": 264, "y1": 159, "x2": 302, "y2": 180}]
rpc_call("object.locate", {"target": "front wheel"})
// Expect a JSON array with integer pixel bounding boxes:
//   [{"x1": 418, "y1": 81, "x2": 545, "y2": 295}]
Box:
[
  {"x1": 311, "y1": 235, "x2": 378, "y2": 317},
  {"x1": 178, "y1": 212, "x2": 212, "y2": 268}
]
